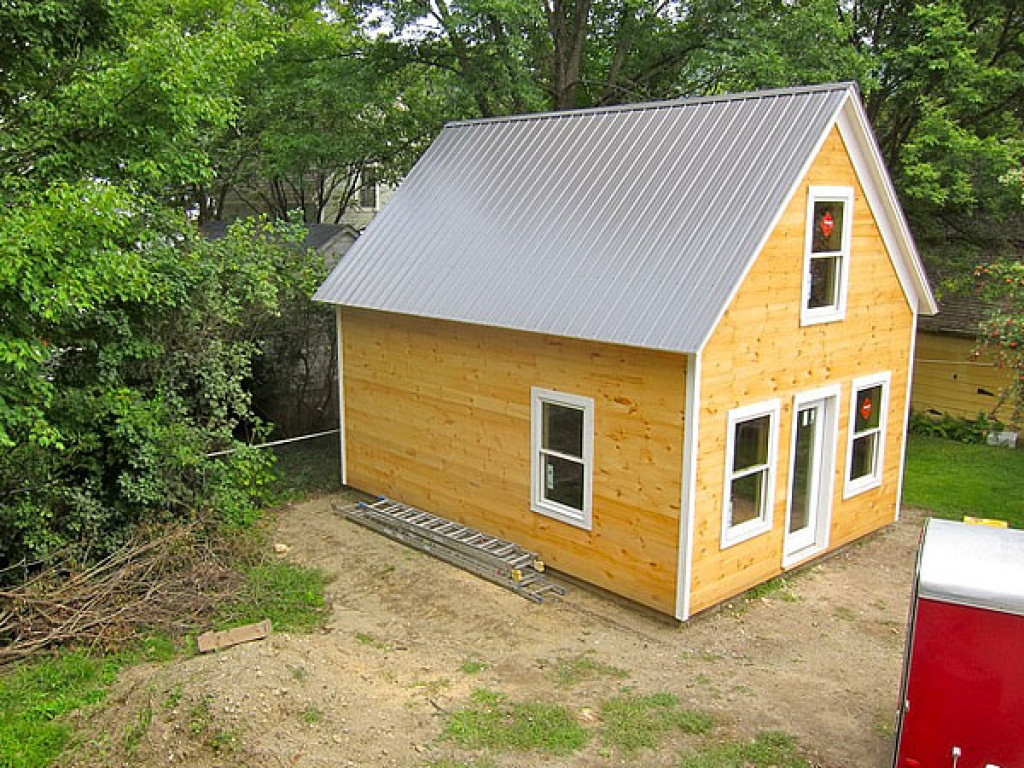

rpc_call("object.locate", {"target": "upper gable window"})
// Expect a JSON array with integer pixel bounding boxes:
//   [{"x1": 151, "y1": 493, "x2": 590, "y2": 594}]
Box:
[{"x1": 802, "y1": 187, "x2": 854, "y2": 325}]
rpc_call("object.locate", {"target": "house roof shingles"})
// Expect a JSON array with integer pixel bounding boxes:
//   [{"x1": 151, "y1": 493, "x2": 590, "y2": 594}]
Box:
[{"x1": 315, "y1": 83, "x2": 933, "y2": 353}]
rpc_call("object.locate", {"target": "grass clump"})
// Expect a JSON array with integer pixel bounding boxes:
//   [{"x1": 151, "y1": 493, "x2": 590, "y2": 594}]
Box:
[
  {"x1": 550, "y1": 652, "x2": 629, "y2": 688},
  {"x1": 600, "y1": 693, "x2": 713, "y2": 754},
  {"x1": 904, "y1": 435, "x2": 1024, "y2": 526},
  {"x1": 460, "y1": 656, "x2": 489, "y2": 675},
  {"x1": 218, "y1": 561, "x2": 327, "y2": 633},
  {"x1": 745, "y1": 576, "x2": 798, "y2": 603},
  {"x1": 444, "y1": 689, "x2": 589, "y2": 756},
  {"x1": 0, "y1": 653, "x2": 119, "y2": 768},
  {"x1": 680, "y1": 730, "x2": 811, "y2": 768}
]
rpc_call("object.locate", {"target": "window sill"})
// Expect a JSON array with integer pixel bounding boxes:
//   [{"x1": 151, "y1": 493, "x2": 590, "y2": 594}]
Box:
[
  {"x1": 843, "y1": 475, "x2": 882, "y2": 500},
  {"x1": 800, "y1": 308, "x2": 846, "y2": 327},
  {"x1": 531, "y1": 500, "x2": 592, "y2": 531},
  {"x1": 720, "y1": 518, "x2": 772, "y2": 549}
]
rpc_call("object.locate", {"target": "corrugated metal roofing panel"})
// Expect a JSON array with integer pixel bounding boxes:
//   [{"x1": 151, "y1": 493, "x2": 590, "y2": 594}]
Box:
[
  {"x1": 917, "y1": 518, "x2": 1024, "y2": 617},
  {"x1": 314, "y1": 83, "x2": 855, "y2": 353}
]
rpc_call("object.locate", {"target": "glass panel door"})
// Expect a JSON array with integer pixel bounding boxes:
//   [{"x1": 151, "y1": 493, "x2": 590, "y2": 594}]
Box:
[{"x1": 786, "y1": 399, "x2": 825, "y2": 555}]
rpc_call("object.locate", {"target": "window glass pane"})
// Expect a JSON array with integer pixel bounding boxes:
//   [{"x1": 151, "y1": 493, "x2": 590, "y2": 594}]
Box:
[
  {"x1": 542, "y1": 402, "x2": 583, "y2": 457},
  {"x1": 543, "y1": 453, "x2": 584, "y2": 511},
  {"x1": 733, "y1": 415, "x2": 770, "y2": 471},
  {"x1": 808, "y1": 255, "x2": 839, "y2": 309},
  {"x1": 730, "y1": 471, "x2": 764, "y2": 525},
  {"x1": 850, "y1": 433, "x2": 877, "y2": 480},
  {"x1": 854, "y1": 385, "x2": 882, "y2": 432},
  {"x1": 811, "y1": 200, "x2": 844, "y2": 253}
]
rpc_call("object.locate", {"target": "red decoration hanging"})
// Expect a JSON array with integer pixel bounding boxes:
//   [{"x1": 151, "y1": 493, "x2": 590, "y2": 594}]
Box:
[
  {"x1": 860, "y1": 396, "x2": 873, "y2": 422},
  {"x1": 820, "y1": 210, "x2": 835, "y2": 239}
]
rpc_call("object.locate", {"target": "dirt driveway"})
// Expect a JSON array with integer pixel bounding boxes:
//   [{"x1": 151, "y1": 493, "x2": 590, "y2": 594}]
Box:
[{"x1": 66, "y1": 493, "x2": 923, "y2": 767}]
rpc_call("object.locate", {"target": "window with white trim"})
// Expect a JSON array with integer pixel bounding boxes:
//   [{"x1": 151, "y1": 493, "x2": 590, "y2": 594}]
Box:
[
  {"x1": 530, "y1": 388, "x2": 593, "y2": 529},
  {"x1": 722, "y1": 400, "x2": 780, "y2": 547},
  {"x1": 845, "y1": 372, "x2": 890, "y2": 497},
  {"x1": 802, "y1": 186, "x2": 854, "y2": 325}
]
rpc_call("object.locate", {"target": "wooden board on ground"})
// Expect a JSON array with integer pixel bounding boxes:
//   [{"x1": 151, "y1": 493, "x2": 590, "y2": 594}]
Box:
[{"x1": 197, "y1": 619, "x2": 272, "y2": 653}]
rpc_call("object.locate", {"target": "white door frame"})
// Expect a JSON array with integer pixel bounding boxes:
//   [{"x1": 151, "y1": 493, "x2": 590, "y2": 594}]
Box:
[{"x1": 783, "y1": 385, "x2": 840, "y2": 568}]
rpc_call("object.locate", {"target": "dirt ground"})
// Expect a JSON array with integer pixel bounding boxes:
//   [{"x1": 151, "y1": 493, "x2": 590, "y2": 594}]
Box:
[{"x1": 63, "y1": 493, "x2": 925, "y2": 767}]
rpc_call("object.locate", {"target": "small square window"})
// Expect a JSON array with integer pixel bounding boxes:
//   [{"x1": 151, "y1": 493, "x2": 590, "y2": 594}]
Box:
[
  {"x1": 845, "y1": 373, "x2": 890, "y2": 497},
  {"x1": 531, "y1": 388, "x2": 593, "y2": 529},
  {"x1": 802, "y1": 187, "x2": 853, "y2": 325},
  {"x1": 722, "y1": 400, "x2": 780, "y2": 547}
]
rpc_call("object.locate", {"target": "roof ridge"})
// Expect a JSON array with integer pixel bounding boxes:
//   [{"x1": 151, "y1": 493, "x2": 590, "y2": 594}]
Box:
[{"x1": 445, "y1": 82, "x2": 856, "y2": 130}]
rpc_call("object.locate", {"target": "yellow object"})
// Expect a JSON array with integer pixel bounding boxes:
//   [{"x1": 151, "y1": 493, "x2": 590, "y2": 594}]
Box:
[{"x1": 963, "y1": 516, "x2": 1009, "y2": 528}]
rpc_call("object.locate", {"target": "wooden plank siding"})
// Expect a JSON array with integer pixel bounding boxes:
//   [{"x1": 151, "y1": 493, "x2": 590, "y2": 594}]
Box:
[
  {"x1": 689, "y1": 127, "x2": 915, "y2": 614},
  {"x1": 912, "y1": 332, "x2": 1016, "y2": 426},
  {"x1": 341, "y1": 308, "x2": 688, "y2": 614}
]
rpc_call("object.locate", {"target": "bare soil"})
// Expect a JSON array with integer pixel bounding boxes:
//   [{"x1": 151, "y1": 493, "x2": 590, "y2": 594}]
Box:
[{"x1": 62, "y1": 493, "x2": 924, "y2": 767}]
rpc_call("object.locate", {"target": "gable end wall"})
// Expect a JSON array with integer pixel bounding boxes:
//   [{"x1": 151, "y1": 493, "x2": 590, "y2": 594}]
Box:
[{"x1": 690, "y1": 126, "x2": 915, "y2": 614}]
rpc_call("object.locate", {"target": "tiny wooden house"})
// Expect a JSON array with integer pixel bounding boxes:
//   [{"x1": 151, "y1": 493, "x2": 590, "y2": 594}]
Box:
[
  {"x1": 894, "y1": 519, "x2": 1024, "y2": 768},
  {"x1": 315, "y1": 83, "x2": 936, "y2": 619}
]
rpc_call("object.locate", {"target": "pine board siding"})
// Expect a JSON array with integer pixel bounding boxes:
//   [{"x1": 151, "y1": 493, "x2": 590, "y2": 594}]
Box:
[
  {"x1": 342, "y1": 308, "x2": 687, "y2": 613},
  {"x1": 912, "y1": 333, "x2": 1015, "y2": 425},
  {"x1": 689, "y1": 127, "x2": 915, "y2": 614}
]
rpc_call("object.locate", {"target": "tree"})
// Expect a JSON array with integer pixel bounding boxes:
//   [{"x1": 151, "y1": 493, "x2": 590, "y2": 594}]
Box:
[
  {"x1": 0, "y1": 0, "x2": 324, "y2": 568},
  {"x1": 972, "y1": 259, "x2": 1024, "y2": 424}
]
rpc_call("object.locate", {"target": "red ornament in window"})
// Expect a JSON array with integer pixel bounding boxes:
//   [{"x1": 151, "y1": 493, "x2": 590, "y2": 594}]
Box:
[
  {"x1": 820, "y1": 210, "x2": 835, "y2": 239},
  {"x1": 860, "y1": 396, "x2": 872, "y2": 422}
]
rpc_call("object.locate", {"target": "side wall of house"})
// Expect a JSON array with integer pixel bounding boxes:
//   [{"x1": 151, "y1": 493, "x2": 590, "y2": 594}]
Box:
[
  {"x1": 912, "y1": 332, "x2": 1017, "y2": 427},
  {"x1": 690, "y1": 126, "x2": 915, "y2": 614},
  {"x1": 341, "y1": 309, "x2": 687, "y2": 614}
]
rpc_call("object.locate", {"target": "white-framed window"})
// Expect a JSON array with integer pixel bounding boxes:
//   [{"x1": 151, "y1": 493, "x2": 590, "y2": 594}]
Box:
[
  {"x1": 530, "y1": 387, "x2": 594, "y2": 530},
  {"x1": 358, "y1": 166, "x2": 379, "y2": 209},
  {"x1": 844, "y1": 372, "x2": 891, "y2": 498},
  {"x1": 721, "y1": 399, "x2": 781, "y2": 548},
  {"x1": 801, "y1": 186, "x2": 854, "y2": 325}
]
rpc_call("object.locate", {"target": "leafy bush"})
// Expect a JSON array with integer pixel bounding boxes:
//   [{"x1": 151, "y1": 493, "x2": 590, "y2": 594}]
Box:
[{"x1": 908, "y1": 411, "x2": 1003, "y2": 444}]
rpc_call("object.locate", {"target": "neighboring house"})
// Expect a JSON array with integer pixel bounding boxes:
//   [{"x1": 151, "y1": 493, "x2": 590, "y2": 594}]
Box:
[
  {"x1": 913, "y1": 295, "x2": 1018, "y2": 428},
  {"x1": 314, "y1": 83, "x2": 936, "y2": 620}
]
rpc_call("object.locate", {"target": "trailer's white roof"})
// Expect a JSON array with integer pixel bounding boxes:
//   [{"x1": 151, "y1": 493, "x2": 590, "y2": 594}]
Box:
[
  {"x1": 918, "y1": 519, "x2": 1024, "y2": 617},
  {"x1": 315, "y1": 82, "x2": 934, "y2": 353}
]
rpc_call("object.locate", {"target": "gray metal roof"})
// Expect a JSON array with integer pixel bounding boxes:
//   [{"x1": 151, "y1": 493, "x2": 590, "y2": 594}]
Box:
[
  {"x1": 918, "y1": 518, "x2": 1024, "y2": 617},
  {"x1": 315, "y1": 83, "x2": 925, "y2": 352}
]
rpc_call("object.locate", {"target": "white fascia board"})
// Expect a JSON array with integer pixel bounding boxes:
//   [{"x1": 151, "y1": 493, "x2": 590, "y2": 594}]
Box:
[
  {"x1": 836, "y1": 100, "x2": 937, "y2": 316},
  {"x1": 676, "y1": 351, "x2": 701, "y2": 621}
]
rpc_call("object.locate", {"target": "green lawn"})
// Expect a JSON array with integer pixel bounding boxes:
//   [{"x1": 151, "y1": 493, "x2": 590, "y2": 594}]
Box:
[{"x1": 903, "y1": 435, "x2": 1024, "y2": 528}]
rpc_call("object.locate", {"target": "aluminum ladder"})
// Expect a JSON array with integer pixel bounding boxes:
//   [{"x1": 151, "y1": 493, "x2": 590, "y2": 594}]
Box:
[{"x1": 338, "y1": 497, "x2": 566, "y2": 604}]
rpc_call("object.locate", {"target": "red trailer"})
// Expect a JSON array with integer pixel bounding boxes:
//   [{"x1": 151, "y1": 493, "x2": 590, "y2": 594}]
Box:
[{"x1": 893, "y1": 518, "x2": 1024, "y2": 768}]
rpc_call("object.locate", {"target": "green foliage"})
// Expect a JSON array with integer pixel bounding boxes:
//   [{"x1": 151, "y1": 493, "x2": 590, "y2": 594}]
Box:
[
  {"x1": 0, "y1": 653, "x2": 119, "y2": 768},
  {"x1": 218, "y1": 561, "x2": 328, "y2": 633},
  {"x1": 443, "y1": 689, "x2": 589, "y2": 755},
  {"x1": 549, "y1": 652, "x2": 629, "y2": 688},
  {"x1": 972, "y1": 260, "x2": 1024, "y2": 421},
  {"x1": 903, "y1": 435, "x2": 1024, "y2": 527},
  {"x1": 680, "y1": 730, "x2": 811, "y2": 768},
  {"x1": 599, "y1": 693, "x2": 713, "y2": 754},
  {"x1": 908, "y1": 411, "x2": 1002, "y2": 444}
]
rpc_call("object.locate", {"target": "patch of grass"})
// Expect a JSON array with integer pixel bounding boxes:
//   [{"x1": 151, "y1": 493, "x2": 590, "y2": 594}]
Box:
[
  {"x1": 834, "y1": 606, "x2": 858, "y2": 622},
  {"x1": 208, "y1": 727, "x2": 241, "y2": 753},
  {"x1": 299, "y1": 704, "x2": 324, "y2": 725},
  {"x1": 0, "y1": 652, "x2": 119, "y2": 768},
  {"x1": 219, "y1": 561, "x2": 327, "y2": 633},
  {"x1": 271, "y1": 434, "x2": 341, "y2": 499},
  {"x1": 354, "y1": 631, "x2": 391, "y2": 651},
  {"x1": 904, "y1": 435, "x2": 1024, "y2": 527},
  {"x1": 460, "y1": 656, "x2": 489, "y2": 675},
  {"x1": 121, "y1": 694, "x2": 153, "y2": 756},
  {"x1": 680, "y1": 730, "x2": 811, "y2": 768},
  {"x1": 163, "y1": 683, "x2": 184, "y2": 710},
  {"x1": 188, "y1": 696, "x2": 212, "y2": 736},
  {"x1": 745, "y1": 576, "x2": 798, "y2": 603},
  {"x1": 550, "y1": 652, "x2": 629, "y2": 688},
  {"x1": 443, "y1": 689, "x2": 589, "y2": 756},
  {"x1": 600, "y1": 693, "x2": 713, "y2": 754}
]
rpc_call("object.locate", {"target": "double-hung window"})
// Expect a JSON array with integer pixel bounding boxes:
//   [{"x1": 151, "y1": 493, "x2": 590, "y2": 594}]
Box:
[
  {"x1": 722, "y1": 400, "x2": 780, "y2": 547},
  {"x1": 802, "y1": 186, "x2": 854, "y2": 325},
  {"x1": 845, "y1": 372, "x2": 890, "y2": 497},
  {"x1": 531, "y1": 388, "x2": 594, "y2": 529}
]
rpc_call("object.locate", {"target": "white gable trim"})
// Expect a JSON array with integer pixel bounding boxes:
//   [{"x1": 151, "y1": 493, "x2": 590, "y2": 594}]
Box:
[{"x1": 836, "y1": 101, "x2": 937, "y2": 315}]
